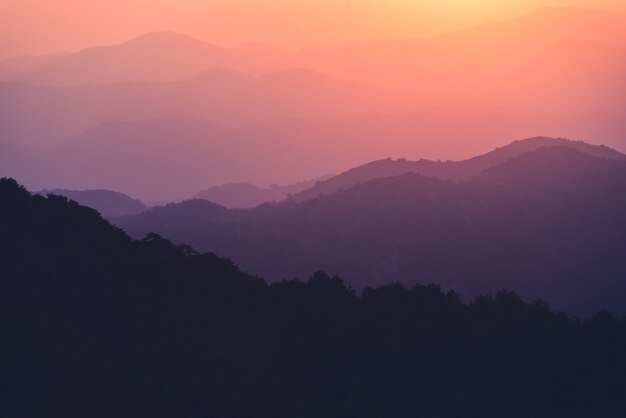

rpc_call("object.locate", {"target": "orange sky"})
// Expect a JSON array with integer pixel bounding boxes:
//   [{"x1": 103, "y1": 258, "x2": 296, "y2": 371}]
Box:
[{"x1": 1, "y1": 0, "x2": 626, "y2": 58}]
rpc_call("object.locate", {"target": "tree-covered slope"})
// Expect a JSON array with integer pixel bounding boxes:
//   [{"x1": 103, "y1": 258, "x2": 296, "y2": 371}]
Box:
[{"x1": 2, "y1": 177, "x2": 626, "y2": 418}]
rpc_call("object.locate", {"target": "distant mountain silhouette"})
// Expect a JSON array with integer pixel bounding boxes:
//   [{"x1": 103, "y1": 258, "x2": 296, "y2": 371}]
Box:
[
  {"x1": 5, "y1": 177, "x2": 626, "y2": 417},
  {"x1": 121, "y1": 146, "x2": 626, "y2": 315},
  {"x1": 193, "y1": 177, "x2": 332, "y2": 208},
  {"x1": 21, "y1": 117, "x2": 246, "y2": 201},
  {"x1": 1, "y1": 8, "x2": 625, "y2": 152},
  {"x1": 4, "y1": 116, "x2": 320, "y2": 201},
  {"x1": 4, "y1": 107, "x2": 626, "y2": 201},
  {"x1": 5, "y1": 8, "x2": 626, "y2": 100},
  {"x1": 290, "y1": 137, "x2": 626, "y2": 202},
  {"x1": 38, "y1": 188, "x2": 147, "y2": 219},
  {"x1": 0, "y1": 67, "x2": 397, "y2": 147},
  {"x1": 1, "y1": 32, "x2": 294, "y2": 86}
]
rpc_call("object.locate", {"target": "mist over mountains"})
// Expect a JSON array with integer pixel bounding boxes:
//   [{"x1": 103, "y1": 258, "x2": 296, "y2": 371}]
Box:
[
  {"x1": 2, "y1": 9, "x2": 626, "y2": 313},
  {"x1": 0, "y1": 67, "x2": 396, "y2": 148},
  {"x1": 5, "y1": 4, "x2": 626, "y2": 416},
  {"x1": 1, "y1": 4, "x2": 625, "y2": 326},
  {"x1": 3, "y1": 111, "x2": 626, "y2": 202},
  {"x1": 2, "y1": 7, "x2": 626, "y2": 203},
  {"x1": 0, "y1": 31, "x2": 293, "y2": 85},
  {"x1": 1, "y1": 7, "x2": 626, "y2": 147},
  {"x1": 3, "y1": 7, "x2": 626, "y2": 99},
  {"x1": 119, "y1": 141, "x2": 626, "y2": 315}
]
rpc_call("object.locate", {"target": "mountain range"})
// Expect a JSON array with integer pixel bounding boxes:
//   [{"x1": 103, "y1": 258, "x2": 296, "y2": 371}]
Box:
[
  {"x1": 119, "y1": 140, "x2": 626, "y2": 315},
  {"x1": 289, "y1": 136, "x2": 626, "y2": 202},
  {"x1": 38, "y1": 188, "x2": 147, "y2": 219},
  {"x1": 193, "y1": 176, "x2": 332, "y2": 209},
  {"x1": 4, "y1": 176, "x2": 626, "y2": 417},
  {"x1": 0, "y1": 67, "x2": 397, "y2": 148},
  {"x1": 3, "y1": 8, "x2": 626, "y2": 91},
  {"x1": 6, "y1": 5, "x2": 626, "y2": 416},
  {"x1": 0, "y1": 8, "x2": 624, "y2": 115},
  {"x1": 2, "y1": 7, "x2": 626, "y2": 204},
  {"x1": 0, "y1": 32, "x2": 294, "y2": 85},
  {"x1": 1, "y1": 7, "x2": 625, "y2": 153},
  {"x1": 3, "y1": 110, "x2": 626, "y2": 202}
]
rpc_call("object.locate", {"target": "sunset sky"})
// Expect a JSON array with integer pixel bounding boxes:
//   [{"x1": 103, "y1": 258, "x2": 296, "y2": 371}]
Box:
[{"x1": 2, "y1": 0, "x2": 626, "y2": 58}]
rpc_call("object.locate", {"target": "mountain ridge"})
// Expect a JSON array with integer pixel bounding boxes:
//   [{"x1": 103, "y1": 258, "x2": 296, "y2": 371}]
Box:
[
  {"x1": 38, "y1": 188, "x2": 147, "y2": 219},
  {"x1": 289, "y1": 136, "x2": 626, "y2": 202},
  {"x1": 4, "y1": 103, "x2": 626, "y2": 201},
  {"x1": 5, "y1": 176, "x2": 626, "y2": 417},
  {"x1": 119, "y1": 145, "x2": 626, "y2": 315},
  {"x1": 0, "y1": 66, "x2": 396, "y2": 148}
]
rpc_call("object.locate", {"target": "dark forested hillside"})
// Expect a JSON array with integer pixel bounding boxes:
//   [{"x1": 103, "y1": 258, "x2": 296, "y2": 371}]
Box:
[
  {"x1": 122, "y1": 147, "x2": 626, "y2": 315},
  {"x1": 3, "y1": 177, "x2": 626, "y2": 417}
]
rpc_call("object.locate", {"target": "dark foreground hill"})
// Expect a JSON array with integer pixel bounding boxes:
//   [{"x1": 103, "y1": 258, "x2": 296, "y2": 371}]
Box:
[
  {"x1": 3, "y1": 177, "x2": 626, "y2": 417},
  {"x1": 122, "y1": 147, "x2": 626, "y2": 315}
]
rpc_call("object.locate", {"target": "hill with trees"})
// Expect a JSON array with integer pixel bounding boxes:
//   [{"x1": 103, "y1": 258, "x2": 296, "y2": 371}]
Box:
[
  {"x1": 121, "y1": 146, "x2": 626, "y2": 315},
  {"x1": 2, "y1": 177, "x2": 626, "y2": 417}
]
